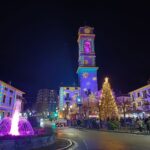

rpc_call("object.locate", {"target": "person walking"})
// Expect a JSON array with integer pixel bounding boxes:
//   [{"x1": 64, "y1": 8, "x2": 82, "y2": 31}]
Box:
[
  {"x1": 77, "y1": 119, "x2": 81, "y2": 129},
  {"x1": 130, "y1": 118, "x2": 135, "y2": 133},
  {"x1": 137, "y1": 119, "x2": 143, "y2": 132}
]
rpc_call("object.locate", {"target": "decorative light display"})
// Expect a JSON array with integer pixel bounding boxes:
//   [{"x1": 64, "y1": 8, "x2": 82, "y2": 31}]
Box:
[
  {"x1": 82, "y1": 72, "x2": 89, "y2": 78},
  {"x1": 78, "y1": 67, "x2": 98, "y2": 98},
  {"x1": 92, "y1": 77, "x2": 97, "y2": 81},
  {"x1": 0, "y1": 99, "x2": 34, "y2": 136},
  {"x1": 89, "y1": 93, "x2": 95, "y2": 101},
  {"x1": 83, "y1": 88, "x2": 87, "y2": 91},
  {"x1": 77, "y1": 27, "x2": 98, "y2": 98},
  {"x1": 86, "y1": 82, "x2": 91, "y2": 86},
  {"x1": 84, "y1": 40, "x2": 91, "y2": 53},
  {"x1": 99, "y1": 77, "x2": 119, "y2": 120}
]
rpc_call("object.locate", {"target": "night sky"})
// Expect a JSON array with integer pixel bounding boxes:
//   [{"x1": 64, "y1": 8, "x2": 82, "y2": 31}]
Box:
[{"x1": 0, "y1": 1, "x2": 150, "y2": 104}]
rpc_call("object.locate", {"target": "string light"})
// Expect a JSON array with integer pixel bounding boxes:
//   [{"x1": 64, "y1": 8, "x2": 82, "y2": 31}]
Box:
[{"x1": 99, "y1": 77, "x2": 119, "y2": 120}]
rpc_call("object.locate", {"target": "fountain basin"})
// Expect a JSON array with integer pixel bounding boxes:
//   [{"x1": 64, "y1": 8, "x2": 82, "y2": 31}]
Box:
[
  {"x1": 0, "y1": 117, "x2": 34, "y2": 136},
  {"x1": 0, "y1": 134, "x2": 55, "y2": 150}
]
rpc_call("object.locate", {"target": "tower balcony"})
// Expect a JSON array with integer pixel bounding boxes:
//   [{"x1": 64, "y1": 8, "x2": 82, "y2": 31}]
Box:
[
  {"x1": 77, "y1": 66, "x2": 98, "y2": 74},
  {"x1": 79, "y1": 52, "x2": 95, "y2": 56},
  {"x1": 79, "y1": 64, "x2": 96, "y2": 67}
]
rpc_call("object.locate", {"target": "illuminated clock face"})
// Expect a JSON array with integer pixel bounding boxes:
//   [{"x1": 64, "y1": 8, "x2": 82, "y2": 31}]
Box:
[{"x1": 84, "y1": 41, "x2": 91, "y2": 53}]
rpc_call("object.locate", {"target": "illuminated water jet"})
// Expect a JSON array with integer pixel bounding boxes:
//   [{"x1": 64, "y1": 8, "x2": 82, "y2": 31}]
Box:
[{"x1": 0, "y1": 100, "x2": 34, "y2": 136}]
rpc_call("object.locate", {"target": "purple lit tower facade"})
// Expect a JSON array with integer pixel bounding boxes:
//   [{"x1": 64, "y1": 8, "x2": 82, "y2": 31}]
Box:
[{"x1": 77, "y1": 26, "x2": 98, "y2": 98}]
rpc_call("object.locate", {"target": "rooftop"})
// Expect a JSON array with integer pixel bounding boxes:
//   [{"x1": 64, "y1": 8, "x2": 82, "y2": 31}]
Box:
[
  {"x1": 0, "y1": 80, "x2": 25, "y2": 94},
  {"x1": 129, "y1": 84, "x2": 150, "y2": 94}
]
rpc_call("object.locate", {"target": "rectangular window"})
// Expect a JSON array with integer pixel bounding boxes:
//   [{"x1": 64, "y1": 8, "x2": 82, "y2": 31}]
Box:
[
  {"x1": 9, "y1": 97, "x2": 12, "y2": 106},
  {"x1": 3, "y1": 95, "x2": 6, "y2": 103},
  {"x1": 2, "y1": 112, "x2": 4, "y2": 117},
  {"x1": 65, "y1": 93, "x2": 71, "y2": 101},
  {"x1": 16, "y1": 95, "x2": 23, "y2": 100},
  {"x1": 133, "y1": 103, "x2": 136, "y2": 110},
  {"x1": 138, "y1": 102, "x2": 141, "y2": 106},
  {"x1": 4, "y1": 87, "x2": 8, "y2": 91},
  {"x1": 66, "y1": 93, "x2": 70, "y2": 98},
  {"x1": 10, "y1": 90, "x2": 13, "y2": 94},
  {"x1": 7, "y1": 112, "x2": 10, "y2": 117},
  {"x1": 137, "y1": 92, "x2": 140, "y2": 97},
  {"x1": 143, "y1": 90, "x2": 147, "y2": 98},
  {"x1": 132, "y1": 94, "x2": 134, "y2": 101}
]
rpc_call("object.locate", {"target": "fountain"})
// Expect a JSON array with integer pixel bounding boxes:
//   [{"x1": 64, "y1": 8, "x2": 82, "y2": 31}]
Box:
[
  {"x1": 0, "y1": 100, "x2": 34, "y2": 136},
  {"x1": 0, "y1": 100, "x2": 55, "y2": 150}
]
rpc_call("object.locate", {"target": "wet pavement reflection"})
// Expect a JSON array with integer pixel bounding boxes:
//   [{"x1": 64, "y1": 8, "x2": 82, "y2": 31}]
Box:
[{"x1": 57, "y1": 127, "x2": 150, "y2": 150}]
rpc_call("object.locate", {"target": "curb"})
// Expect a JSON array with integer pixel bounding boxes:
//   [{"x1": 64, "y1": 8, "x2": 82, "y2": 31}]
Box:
[
  {"x1": 73, "y1": 127, "x2": 150, "y2": 136},
  {"x1": 97, "y1": 129, "x2": 150, "y2": 136},
  {"x1": 68, "y1": 140, "x2": 78, "y2": 150},
  {"x1": 99, "y1": 130, "x2": 150, "y2": 136},
  {"x1": 0, "y1": 134, "x2": 56, "y2": 150}
]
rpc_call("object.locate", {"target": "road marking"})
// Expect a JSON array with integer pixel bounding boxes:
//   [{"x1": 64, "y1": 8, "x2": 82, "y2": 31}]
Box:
[
  {"x1": 82, "y1": 139, "x2": 89, "y2": 150},
  {"x1": 68, "y1": 140, "x2": 79, "y2": 150},
  {"x1": 56, "y1": 138, "x2": 73, "y2": 150}
]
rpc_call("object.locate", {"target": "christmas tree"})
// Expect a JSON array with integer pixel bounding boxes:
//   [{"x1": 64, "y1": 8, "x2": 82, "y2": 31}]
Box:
[{"x1": 99, "y1": 77, "x2": 118, "y2": 120}]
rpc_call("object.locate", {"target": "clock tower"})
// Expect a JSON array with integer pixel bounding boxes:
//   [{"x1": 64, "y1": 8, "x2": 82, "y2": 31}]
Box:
[{"x1": 77, "y1": 26, "x2": 98, "y2": 98}]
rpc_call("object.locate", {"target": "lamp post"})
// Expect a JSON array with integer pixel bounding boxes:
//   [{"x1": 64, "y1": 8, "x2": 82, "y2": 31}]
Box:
[{"x1": 76, "y1": 96, "x2": 82, "y2": 119}]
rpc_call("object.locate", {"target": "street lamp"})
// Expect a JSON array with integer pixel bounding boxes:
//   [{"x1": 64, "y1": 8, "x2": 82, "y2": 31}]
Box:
[{"x1": 76, "y1": 96, "x2": 82, "y2": 119}]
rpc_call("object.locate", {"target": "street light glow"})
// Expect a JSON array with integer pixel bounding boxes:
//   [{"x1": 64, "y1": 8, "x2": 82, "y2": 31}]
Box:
[{"x1": 77, "y1": 98, "x2": 81, "y2": 102}]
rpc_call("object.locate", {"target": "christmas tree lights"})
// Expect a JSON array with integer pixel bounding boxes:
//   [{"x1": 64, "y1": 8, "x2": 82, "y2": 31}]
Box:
[{"x1": 99, "y1": 77, "x2": 118, "y2": 120}]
